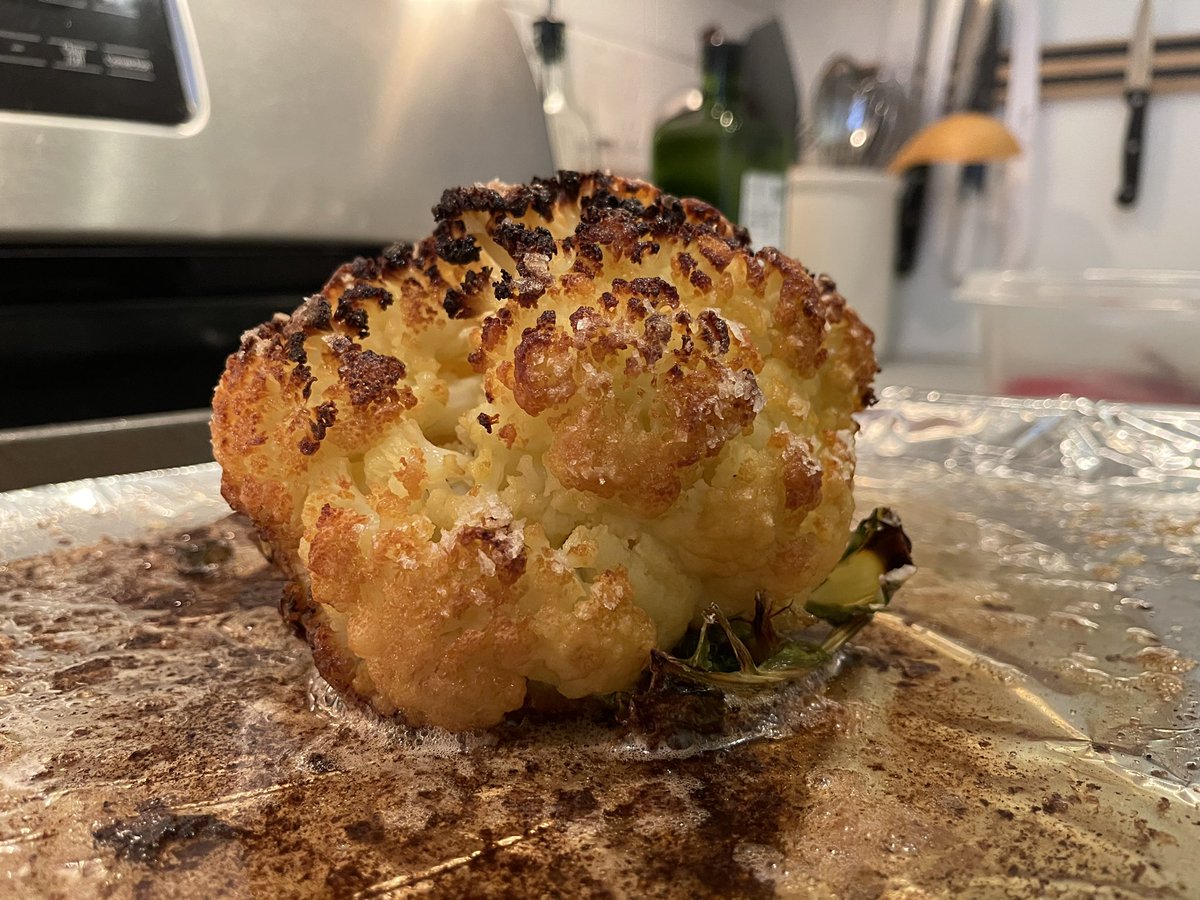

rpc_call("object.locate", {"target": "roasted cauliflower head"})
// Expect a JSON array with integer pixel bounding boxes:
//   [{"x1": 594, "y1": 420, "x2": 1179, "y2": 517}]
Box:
[{"x1": 212, "y1": 172, "x2": 877, "y2": 730}]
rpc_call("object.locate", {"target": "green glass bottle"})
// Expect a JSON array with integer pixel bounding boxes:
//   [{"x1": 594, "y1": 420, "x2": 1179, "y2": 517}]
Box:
[{"x1": 652, "y1": 27, "x2": 791, "y2": 245}]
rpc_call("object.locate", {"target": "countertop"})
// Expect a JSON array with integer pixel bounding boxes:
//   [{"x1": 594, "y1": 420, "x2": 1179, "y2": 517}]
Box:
[{"x1": 878, "y1": 358, "x2": 985, "y2": 395}]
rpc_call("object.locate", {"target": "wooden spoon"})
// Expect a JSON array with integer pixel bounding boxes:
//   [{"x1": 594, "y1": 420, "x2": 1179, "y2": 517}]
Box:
[{"x1": 887, "y1": 112, "x2": 1020, "y2": 174}]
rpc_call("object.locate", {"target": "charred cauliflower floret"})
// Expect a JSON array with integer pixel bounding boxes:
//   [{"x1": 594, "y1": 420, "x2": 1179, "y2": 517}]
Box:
[{"x1": 211, "y1": 172, "x2": 877, "y2": 731}]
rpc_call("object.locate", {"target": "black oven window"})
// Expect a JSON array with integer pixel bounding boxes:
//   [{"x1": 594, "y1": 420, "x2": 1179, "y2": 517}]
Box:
[{"x1": 1, "y1": 242, "x2": 378, "y2": 428}]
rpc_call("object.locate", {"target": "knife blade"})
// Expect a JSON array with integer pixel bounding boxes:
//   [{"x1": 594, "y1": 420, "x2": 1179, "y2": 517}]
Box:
[
  {"x1": 944, "y1": 0, "x2": 1001, "y2": 283},
  {"x1": 1117, "y1": 0, "x2": 1154, "y2": 207},
  {"x1": 896, "y1": 0, "x2": 966, "y2": 275}
]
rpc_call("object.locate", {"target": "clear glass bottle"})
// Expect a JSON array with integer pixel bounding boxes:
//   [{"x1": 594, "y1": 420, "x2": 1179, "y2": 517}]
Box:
[
  {"x1": 652, "y1": 27, "x2": 790, "y2": 245},
  {"x1": 533, "y1": 15, "x2": 596, "y2": 172}
]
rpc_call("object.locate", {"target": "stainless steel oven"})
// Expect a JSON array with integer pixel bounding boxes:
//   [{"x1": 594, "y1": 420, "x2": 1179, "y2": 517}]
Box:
[{"x1": 0, "y1": 0, "x2": 551, "y2": 487}]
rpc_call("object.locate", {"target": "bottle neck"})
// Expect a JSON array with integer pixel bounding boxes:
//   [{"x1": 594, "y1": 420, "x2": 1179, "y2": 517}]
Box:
[
  {"x1": 701, "y1": 70, "x2": 737, "y2": 107},
  {"x1": 540, "y1": 57, "x2": 570, "y2": 115},
  {"x1": 701, "y1": 50, "x2": 741, "y2": 108}
]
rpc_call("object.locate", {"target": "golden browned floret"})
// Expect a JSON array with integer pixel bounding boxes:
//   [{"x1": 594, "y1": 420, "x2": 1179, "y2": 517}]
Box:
[{"x1": 211, "y1": 172, "x2": 877, "y2": 731}]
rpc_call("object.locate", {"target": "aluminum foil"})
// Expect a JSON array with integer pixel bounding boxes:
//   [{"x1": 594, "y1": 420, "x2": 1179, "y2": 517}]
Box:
[
  {"x1": 858, "y1": 389, "x2": 1200, "y2": 785},
  {"x1": 1, "y1": 392, "x2": 1198, "y2": 897},
  {"x1": 863, "y1": 387, "x2": 1200, "y2": 490},
  {"x1": 0, "y1": 463, "x2": 226, "y2": 563}
]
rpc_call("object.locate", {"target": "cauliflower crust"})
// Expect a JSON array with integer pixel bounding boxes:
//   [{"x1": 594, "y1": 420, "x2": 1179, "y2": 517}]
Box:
[{"x1": 211, "y1": 172, "x2": 877, "y2": 730}]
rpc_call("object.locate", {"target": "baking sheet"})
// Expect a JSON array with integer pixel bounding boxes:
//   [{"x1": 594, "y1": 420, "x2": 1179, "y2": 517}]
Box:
[{"x1": 2, "y1": 390, "x2": 1199, "y2": 897}]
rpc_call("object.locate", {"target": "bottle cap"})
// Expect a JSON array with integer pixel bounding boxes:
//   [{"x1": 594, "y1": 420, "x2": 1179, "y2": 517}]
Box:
[
  {"x1": 702, "y1": 26, "x2": 742, "y2": 74},
  {"x1": 534, "y1": 17, "x2": 566, "y2": 64}
]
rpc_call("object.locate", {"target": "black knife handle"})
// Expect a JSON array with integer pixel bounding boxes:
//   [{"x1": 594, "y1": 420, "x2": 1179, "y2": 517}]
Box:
[
  {"x1": 1117, "y1": 88, "x2": 1148, "y2": 207},
  {"x1": 895, "y1": 165, "x2": 928, "y2": 275}
]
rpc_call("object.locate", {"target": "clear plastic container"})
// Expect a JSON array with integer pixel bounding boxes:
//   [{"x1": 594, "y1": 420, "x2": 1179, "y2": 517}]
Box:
[{"x1": 956, "y1": 269, "x2": 1200, "y2": 405}]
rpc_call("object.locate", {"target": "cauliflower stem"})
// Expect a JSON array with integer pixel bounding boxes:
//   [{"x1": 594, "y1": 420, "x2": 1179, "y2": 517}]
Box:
[{"x1": 647, "y1": 507, "x2": 915, "y2": 690}]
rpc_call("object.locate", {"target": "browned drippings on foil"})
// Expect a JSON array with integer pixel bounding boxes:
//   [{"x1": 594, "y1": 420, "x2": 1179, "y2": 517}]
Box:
[{"x1": 1, "y1": 517, "x2": 1197, "y2": 898}]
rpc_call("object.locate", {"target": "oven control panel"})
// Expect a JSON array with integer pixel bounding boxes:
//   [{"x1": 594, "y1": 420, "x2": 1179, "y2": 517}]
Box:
[{"x1": 0, "y1": 0, "x2": 191, "y2": 124}]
